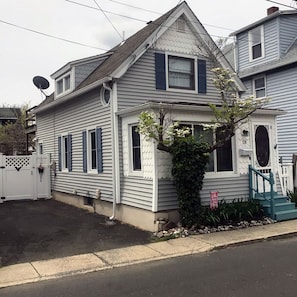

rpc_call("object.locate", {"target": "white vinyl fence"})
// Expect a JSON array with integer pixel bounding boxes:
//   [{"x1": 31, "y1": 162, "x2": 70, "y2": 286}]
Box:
[{"x1": 0, "y1": 153, "x2": 51, "y2": 202}]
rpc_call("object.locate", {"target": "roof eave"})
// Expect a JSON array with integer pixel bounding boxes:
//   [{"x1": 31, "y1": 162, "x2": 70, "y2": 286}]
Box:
[{"x1": 35, "y1": 76, "x2": 112, "y2": 114}]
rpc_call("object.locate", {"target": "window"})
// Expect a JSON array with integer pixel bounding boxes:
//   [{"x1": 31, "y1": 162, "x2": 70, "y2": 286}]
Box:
[
  {"x1": 168, "y1": 56, "x2": 194, "y2": 90},
  {"x1": 131, "y1": 125, "x2": 141, "y2": 171},
  {"x1": 249, "y1": 26, "x2": 264, "y2": 60},
  {"x1": 189, "y1": 124, "x2": 233, "y2": 172},
  {"x1": 56, "y1": 73, "x2": 71, "y2": 96},
  {"x1": 253, "y1": 77, "x2": 266, "y2": 98},
  {"x1": 155, "y1": 53, "x2": 206, "y2": 93},
  {"x1": 82, "y1": 127, "x2": 103, "y2": 173},
  {"x1": 100, "y1": 87, "x2": 111, "y2": 106},
  {"x1": 89, "y1": 130, "x2": 97, "y2": 170},
  {"x1": 58, "y1": 134, "x2": 72, "y2": 172}
]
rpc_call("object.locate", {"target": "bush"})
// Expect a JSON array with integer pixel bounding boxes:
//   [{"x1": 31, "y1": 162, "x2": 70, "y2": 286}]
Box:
[
  {"x1": 197, "y1": 199, "x2": 264, "y2": 227},
  {"x1": 287, "y1": 190, "x2": 297, "y2": 207}
]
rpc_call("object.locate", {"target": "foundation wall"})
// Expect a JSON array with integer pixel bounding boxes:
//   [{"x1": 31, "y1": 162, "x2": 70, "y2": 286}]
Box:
[{"x1": 52, "y1": 191, "x2": 179, "y2": 232}]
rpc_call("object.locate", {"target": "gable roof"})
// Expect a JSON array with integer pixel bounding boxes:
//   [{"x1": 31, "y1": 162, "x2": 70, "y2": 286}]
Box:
[
  {"x1": 36, "y1": 1, "x2": 245, "y2": 113},
  {"x1": 230, "y1": 9, "x2": 297, "y2": 36}
]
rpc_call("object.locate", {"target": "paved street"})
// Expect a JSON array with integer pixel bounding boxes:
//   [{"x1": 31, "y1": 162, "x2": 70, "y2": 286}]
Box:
[{"x1": 2, "y1": 236, "x2": 297, "y2": 297}]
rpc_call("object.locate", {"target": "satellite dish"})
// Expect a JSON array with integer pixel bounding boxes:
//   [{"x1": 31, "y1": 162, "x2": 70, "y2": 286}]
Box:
[{"x1": 33, "y1": 76, "x2": 50, "y2": 97}]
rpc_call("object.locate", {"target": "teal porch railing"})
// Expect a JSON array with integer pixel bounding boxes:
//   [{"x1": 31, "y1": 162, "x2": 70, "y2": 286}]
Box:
[{"x1": 248, "y1": 165, "x2": 275, "y2": 219}]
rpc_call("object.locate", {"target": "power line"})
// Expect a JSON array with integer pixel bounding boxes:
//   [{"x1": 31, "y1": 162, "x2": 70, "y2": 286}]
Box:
[
  {"x1": 92, "y1": 0, "x2": 123, "y2": 40},
  {"x1": 266, "y1": 0, "x2": 297, "y2": 9},
  {"x1": 66, "y1": 0, "x2": 236, "y2": 41},
  {"x1": 107, "y1": 0, "x2": 160, "y2": 15},
  {"x1": 0, "y1": 19, "x2": 108, "y2": 51},
  {"x1": 65, "y1": 0, "x2": 151, "y2": 23}
]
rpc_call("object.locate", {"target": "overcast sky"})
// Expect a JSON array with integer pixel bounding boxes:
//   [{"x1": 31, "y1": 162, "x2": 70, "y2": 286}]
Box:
[{"x1": 1, "y1": 0, "x2": 296, "y2": 108}]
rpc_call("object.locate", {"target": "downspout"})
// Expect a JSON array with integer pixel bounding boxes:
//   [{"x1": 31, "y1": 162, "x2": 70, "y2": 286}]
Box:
[{"x1": 108, "y1": 81, "x2": 120, "y2": 220}]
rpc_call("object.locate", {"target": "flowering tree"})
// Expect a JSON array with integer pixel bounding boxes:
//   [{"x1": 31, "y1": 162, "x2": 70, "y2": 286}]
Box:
[{"x1": 138, "y1": 68, "x2": 267, "y2": 226}]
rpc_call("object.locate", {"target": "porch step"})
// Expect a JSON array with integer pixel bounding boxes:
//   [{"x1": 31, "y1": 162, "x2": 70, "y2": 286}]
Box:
[
  {"x1": 275, "y1": 209, "x2": 297, "y2": 221},
  {"x1": 262, "y1": 202, "x2": 296, "y2": 214},
  {"x1": 256, "y1": 193, "x2": 297, "y2": 222}
]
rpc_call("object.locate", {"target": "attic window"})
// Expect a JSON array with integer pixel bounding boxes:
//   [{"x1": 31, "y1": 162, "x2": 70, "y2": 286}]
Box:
[
  {"x1": 56, "y1": 73, "x2": 71, "y2": 96},
  {"x1": 177, "y1": 19, "x2": 186, "y2": 32}
]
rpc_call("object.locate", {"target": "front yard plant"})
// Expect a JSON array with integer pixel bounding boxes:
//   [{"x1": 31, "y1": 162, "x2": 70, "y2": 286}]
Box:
[{"x1": 197, "y1": 198, "x2": 264, "y2": 227}]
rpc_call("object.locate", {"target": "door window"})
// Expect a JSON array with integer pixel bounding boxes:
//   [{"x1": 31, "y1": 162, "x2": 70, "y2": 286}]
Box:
[{"x1": 255, "y1": 125, "x2": 270, "y2": 167}]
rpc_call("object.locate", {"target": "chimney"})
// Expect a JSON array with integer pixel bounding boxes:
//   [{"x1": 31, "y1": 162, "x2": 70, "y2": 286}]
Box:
[{"x1": 267, "y1": 6, "x2": 279, "y2": 15}]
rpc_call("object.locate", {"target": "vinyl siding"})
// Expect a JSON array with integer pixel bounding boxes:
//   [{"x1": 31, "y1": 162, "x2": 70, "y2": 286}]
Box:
[
  {"x1": 117, "y1": 49, "x2": 220, "y2": 111},
  {"x1": 157, "y1": 175, "x2": 249, "y2": 211},
  {"x1": 36, "y1": 89, "x2": 113, "y2": 201},
  {"x1": 237, "y1": 19, "x2": 279, "y2": 72},
  {"x1": 120, "y1": 176, "x2": 153, "y2": 210},
  {"x1": 265, "y1": 66, "x2": 297, "y2": 163},
  {"x1": 279, "y1": 15, "x2": 297, "y2": 56}
]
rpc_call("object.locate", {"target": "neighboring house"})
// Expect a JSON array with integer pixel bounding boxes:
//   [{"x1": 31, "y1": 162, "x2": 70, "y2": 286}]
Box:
[
  {"x1": 229, "y1": 6, "x2": 297, "y2": 164},
  {"x1": 34, "y1": 2, "x2": 284, "y2": 231},
  {"x1": 0, "y1": 107, "x2": 20, "y2": 127}
]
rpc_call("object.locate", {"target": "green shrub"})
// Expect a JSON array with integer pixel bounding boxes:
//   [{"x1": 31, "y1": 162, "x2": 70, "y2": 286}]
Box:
[
  {"x1": 197, "y1": 199, "x2": 264, "y2": 227},
  {"x1": 287, "y1": 190, "x2": 297, "y2": 207},
  {"x1": 171, "y1": 136, "x2": 209, "y2": 227}
]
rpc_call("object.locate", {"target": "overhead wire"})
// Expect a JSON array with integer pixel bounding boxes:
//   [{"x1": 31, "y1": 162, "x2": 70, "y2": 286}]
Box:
[
  {"x1": 0, "y1": 19, "x2": 108, "y2": 51},
  {"x1": 92, "y1": 0, "x2": 123, "y2": 40}
]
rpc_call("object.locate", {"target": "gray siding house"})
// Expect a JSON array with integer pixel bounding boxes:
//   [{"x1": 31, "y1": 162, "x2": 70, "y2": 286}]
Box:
[
  {"x1": 230, "y1": 6, "x2": 297, "y2": 164},
  {"x1": 35, "y1": 2, "x2": 283, "y2": 231}
]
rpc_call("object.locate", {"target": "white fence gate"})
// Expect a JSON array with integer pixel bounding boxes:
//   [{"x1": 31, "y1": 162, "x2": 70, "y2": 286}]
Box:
[{"x1": 0, "y1": 153, "x2": 51, "y2": 202}]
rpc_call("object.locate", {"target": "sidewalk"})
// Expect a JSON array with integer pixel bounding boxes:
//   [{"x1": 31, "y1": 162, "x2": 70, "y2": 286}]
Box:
[{"x1": 1, "y1": 219, "x2": 297, "y2": 289}]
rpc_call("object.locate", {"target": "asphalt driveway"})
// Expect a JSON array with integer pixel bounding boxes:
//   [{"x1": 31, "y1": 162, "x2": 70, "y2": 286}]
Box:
[{"x1": 0, "y1": 200, "x2": 152, "y2": 267}]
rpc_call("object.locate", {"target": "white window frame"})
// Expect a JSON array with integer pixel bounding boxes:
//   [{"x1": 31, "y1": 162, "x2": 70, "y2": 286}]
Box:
[
  {"x1": 249, "y1": 25, "x2": 265, "y2": 61},
  {"x1": 61, "y1": 133, "x2": 70, "y2": 172},
  {"x1": 55, "y1": 71, "x2": 73, "y2": 98},
  {"x1": 129, "y1": 124, "x2": 142, "y2": 175},
  {"x1": 38, "y1": 141, "x2": 43, "y2": 155},
  {"x1": 166, "y1": 53, "x2": 197, "y2": 93},
  {"x1": 253, "y1": 76, "x2": 266, "y2": 99},
  {"x1": 87, "y1": 127, "x2": 97, "y2": 174}
]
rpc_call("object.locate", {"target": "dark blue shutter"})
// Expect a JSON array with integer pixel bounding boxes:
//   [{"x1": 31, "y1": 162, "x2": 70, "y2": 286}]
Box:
[
  {"x1": 198, "y1": 59, "x2": 207, "y2": 94},
  {"x1": 82, "y1": 131, "x2": 87, "y2": 173},
  {"x1": 58, "y1": 136, "x2": 62, "y2": 171},
  {"x1": 155, "y1": 52, "x2": 166, "y2": 90},
  {"x1": 68, "y1": 134, "x2": 72, "y2": 172},
  {"x1": 96, "y1": 127, "x2": 103, "y2": 173}
]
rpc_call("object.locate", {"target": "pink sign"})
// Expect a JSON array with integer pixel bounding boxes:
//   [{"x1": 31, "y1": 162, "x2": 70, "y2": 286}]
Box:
[{"x1": 210, "y1": 191, "x2": 218, "y2": 209}]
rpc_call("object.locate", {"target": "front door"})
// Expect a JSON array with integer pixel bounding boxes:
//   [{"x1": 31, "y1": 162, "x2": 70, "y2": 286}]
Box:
[{"x1": 252, "y1": 123, "x2": 274, "y2": 192}]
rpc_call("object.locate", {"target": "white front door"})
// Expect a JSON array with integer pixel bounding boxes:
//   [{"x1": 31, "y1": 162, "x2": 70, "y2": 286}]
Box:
[{"x1": 251, "y1": 123, "x2": 275, "y2": 192}]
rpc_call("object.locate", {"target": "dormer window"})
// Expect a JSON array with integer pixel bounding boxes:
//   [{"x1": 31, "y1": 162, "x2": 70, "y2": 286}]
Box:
[
  {"x1": 249, "y1": 26, "x2": 264, "y2": 60},
  {"x1": 56, "y1": 73, "x2": 71, "y2": 96}
]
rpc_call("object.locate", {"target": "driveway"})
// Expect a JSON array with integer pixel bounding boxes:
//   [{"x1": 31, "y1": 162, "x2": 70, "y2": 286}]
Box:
[{"x1": 0, "y1": 200, "x2": 152, "y2": 267}]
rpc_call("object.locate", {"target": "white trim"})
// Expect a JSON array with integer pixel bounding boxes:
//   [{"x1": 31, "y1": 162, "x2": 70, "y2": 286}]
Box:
[
  {"x1": 152, "y1": 143, "x2": 158, "y2": 212},
  {"x1": 86, "y1": 126, "x2": 97, "y2": 174},
  {"x1": 165, "y1": 52, "x2": 198, "y2": 93},
  {"x1": 55, "y1": 69, "x2": 75, "y2": 99},
  {"x1": 128, "y1": 124, "x2": 143, "y2": 176},
  {"x1": 60, "y1": 132, "x2": 70, "y2": 173},
  {"x1": 253, "y1": 75, "x2": 266, "y2": 99},
  {"x1": 248, "y1": 25, "x2": 265, "y2": 62}
]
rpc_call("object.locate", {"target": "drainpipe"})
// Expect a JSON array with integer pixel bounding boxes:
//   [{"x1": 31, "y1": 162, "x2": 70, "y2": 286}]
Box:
[{"x1": 108, "y1": 81, "x2": 119, "y2": 220}]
